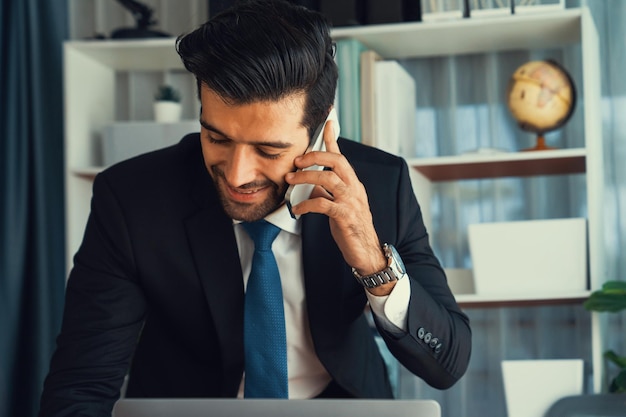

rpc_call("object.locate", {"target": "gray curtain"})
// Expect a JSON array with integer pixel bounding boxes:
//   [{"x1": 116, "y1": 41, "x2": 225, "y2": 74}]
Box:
[
  {"x1": 0, "y1": 1, "x2": 68, "y2": 416},
  {"x1": 392, "y1": 1, "x2": 626, "y2": 416}
]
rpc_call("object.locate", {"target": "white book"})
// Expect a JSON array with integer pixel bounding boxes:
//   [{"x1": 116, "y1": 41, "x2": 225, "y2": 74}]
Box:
[
  {"x1": 373, "y1": 60, "x2": 416, "y2": 156},
  {"x1": 360, "y1": 50, "x2": 382, "y2": 147}
]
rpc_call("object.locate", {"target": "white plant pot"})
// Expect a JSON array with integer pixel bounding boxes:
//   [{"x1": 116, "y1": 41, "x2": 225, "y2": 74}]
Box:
[{"x1": 154, "y1": 101, "x2": 182, "y2": 123}]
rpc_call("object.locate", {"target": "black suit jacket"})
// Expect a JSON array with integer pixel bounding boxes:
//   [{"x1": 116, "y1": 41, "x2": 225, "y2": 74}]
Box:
[{"x1": 39, "y1": 134, "x2": 471, "y2": 416}]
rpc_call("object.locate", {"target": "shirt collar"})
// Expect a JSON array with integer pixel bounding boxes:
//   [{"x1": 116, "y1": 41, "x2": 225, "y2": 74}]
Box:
[{"x1": 232, "y1": 203, "x2": 301, "y2": 236}]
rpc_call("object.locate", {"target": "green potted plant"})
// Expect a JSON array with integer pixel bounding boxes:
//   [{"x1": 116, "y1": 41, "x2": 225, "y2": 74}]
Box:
[
  {"x1": 583, "y1": 280, "x2": 626, "y2": 393},
  {"x1": 153, "y1": 84, "x2": 182, "y2": 123}
]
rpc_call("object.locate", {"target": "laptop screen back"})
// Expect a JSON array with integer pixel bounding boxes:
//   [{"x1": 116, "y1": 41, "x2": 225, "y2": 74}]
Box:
[{"x1": 113, "y1": 398, "x2": 441, "y2": 417}]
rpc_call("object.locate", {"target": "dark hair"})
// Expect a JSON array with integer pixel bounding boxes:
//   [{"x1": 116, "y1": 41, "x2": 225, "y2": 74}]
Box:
[{"x1": 176, "y1": 0, "x2": 338, "y2": 141}]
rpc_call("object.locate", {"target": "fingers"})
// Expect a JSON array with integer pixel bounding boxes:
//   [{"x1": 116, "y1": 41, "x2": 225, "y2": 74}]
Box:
[
  {"x1": 289, "y1": 155, "x2": 358, "y2": 205},
  {"x1": 290, "y1": 192, "x2": 340, "y2": 219},
  {"x1": 285, "y1": 116, "x2": 364, "y2": 217},
  {"x1": 324, "y1": 118, "x2": 340, "y2": 153},
  {"x1": 286, "y1": 169, "x2": 348, "y2": 199},
  {"x1": 287, "y1": 112, "x2": 384, "y2": 274},
  {"x1": 293, "y1": 147, "x2": 355, "y2": 187},
  {"x1": 285, "y1": 167, "x2": 368, "y2": 220}
]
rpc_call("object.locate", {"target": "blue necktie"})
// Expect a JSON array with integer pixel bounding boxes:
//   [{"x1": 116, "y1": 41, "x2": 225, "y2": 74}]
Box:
[{"x1": 242, "y1": 220, "x2": 288, "y2": 398}]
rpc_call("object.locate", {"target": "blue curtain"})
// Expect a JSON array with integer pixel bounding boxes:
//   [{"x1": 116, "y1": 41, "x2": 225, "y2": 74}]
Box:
[{"x1": 0, "y1": 1, "x2": 67, "y2": 416}]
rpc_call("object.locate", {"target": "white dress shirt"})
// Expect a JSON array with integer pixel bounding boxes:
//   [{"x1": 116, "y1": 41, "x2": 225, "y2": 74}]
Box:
[{"x1": 234, "y1": 204, "x2": 410, "y2": 398}]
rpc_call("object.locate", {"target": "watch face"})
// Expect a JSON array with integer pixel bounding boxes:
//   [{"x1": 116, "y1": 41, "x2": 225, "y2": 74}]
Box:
[{"x1": 388, "y1": 245, "x2": 406, "y2": 275}]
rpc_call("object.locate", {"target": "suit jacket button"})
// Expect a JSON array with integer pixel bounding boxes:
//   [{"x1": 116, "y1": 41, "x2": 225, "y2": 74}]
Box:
[
  {"x1": 435, "y1": 343, "x2": 442, "y2": 353},
  {"x1": 417, "y1": 327, "x2": 425, "y2": 339},
  {"x1": 429, "y1": 338, "x2": 439, "y2": 348},
  {"x1": 424, "y1": 332, "x2": 432, "y2": 343}
]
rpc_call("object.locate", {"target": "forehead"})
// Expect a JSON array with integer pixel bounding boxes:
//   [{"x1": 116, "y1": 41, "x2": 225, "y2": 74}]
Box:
[{"x1": 199, "y1": 86, "x2": 308, "y2": 143}]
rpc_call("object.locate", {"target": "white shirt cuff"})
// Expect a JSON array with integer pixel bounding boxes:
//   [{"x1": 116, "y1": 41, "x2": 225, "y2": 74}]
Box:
[{"x1": 365, "y1": 274, "x2": 410, "y2": 333}]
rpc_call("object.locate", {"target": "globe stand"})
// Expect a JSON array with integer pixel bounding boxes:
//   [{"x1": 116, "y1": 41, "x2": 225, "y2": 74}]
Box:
[
  {"x1": 507, "y1": 60, "x2": 576, "y2": 154},
  {"x1": 522, "y1": 134, "x2": 556, "y2": 152}
]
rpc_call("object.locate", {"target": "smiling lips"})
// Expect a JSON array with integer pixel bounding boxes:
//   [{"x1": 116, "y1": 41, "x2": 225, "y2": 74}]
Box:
[
  {"x1": 235, "y1": 187, "x2": 262, "y2": 194},
  {"x1": 225, "y1": 183, "x2": 269, "y2": 202}
]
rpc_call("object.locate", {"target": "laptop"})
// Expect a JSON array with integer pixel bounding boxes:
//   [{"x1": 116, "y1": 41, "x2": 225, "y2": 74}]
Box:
[{"x1": 113, "y1": 398, "x2": 441, "y2": 417}]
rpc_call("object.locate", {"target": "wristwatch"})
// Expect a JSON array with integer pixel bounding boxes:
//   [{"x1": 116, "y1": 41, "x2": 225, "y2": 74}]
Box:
[{"x1": 352, "y1": 244, "x2": 406, "y2": 288}]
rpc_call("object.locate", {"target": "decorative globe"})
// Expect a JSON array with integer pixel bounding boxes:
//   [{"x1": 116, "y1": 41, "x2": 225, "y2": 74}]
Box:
[{"x1": 506, "y1": 60, "x2": 576, "y2": 150}]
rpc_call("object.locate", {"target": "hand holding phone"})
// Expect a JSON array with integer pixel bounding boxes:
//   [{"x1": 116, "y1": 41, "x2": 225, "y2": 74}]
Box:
[{"x1": 285, "y1": 108, "x2": 340, "y2": 219}]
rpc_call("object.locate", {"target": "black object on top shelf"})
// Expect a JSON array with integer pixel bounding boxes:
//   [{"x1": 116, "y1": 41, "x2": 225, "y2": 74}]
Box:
[
  {"x1": 207, "y1": 0, "x2": 420, "y2": 27},
  {"x1": 365, "y1": 0, "x2": 422, "y2": 25},
  {"x1": 208, "y1": 0, "x2": 321, "y2": 18},
  {"x1": 320, "y1": 0, "x2": 366, "y2": 26},
  {"x1": 111, "y1": 0, "x2": 170, "y2": 39},
  {"x1": 206, "y1": 0, "x2": 521, "y2": 29}
]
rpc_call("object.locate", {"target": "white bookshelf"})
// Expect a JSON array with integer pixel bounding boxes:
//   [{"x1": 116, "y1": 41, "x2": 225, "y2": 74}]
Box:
[
  {"x1": 333, "y1": 7, "x2": 606, "y2": 392},
  {"x1": 64, "y1": 6, "x2": 607, "y2": 394}
]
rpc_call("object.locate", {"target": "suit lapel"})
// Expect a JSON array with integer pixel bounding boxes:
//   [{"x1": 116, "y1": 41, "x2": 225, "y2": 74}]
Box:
[
  {"x1": 302, "y1": 213, "x2": 347, "y2": 351},
  {"x1": 184, "y1": 175, "x2": 244, "y2": 397}
]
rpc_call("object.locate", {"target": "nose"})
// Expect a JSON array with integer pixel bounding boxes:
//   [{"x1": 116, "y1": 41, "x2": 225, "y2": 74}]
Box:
[{"x1": 223, "y1": 145, "x2": 258, "y2": 188}]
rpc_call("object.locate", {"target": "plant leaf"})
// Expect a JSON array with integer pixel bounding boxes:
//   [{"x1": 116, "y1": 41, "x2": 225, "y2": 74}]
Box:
[
  {"x1": 583, "y1": 280, "x2": 626, "y2": 312},
  {"x1": 601, "y1": 281, "x2": 626, "y2": 291},
  {"x1": 610, "y1": 369, "x2": 626, "y2": 393},
  {"x1": 604, "y1": 350, "x2": 626, "y2": 369}
]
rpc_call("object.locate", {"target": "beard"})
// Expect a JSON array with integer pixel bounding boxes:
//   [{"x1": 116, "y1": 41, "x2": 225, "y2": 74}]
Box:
[{"x1": 209, "y1": 166, "x2": 288, "y2": 222}]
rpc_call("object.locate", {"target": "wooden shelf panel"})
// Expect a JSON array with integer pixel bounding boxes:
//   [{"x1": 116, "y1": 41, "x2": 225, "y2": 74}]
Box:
[
  {"x1": 456, "y1": 291, "x2": 590, "y2": 309},
  {"x1": 331, "y1": 8, "x2": 582, "y2": 59},
  {"x1": 407, "y1": 148, "x2": 586, "y2": 181}
]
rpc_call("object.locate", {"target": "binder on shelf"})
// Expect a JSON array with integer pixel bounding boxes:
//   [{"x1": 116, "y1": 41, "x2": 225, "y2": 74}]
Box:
[{"x1": 335, "y1": 38, "x2": 368, "y2": 143}]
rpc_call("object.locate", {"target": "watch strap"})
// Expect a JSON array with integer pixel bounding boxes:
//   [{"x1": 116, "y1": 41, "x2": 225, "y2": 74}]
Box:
[
  {"x1": 353, "y1": 266, "x2": 401, "y2": 288},
  {"x1": 352, "y1": 244, "x2": 405, "y2": 288}
]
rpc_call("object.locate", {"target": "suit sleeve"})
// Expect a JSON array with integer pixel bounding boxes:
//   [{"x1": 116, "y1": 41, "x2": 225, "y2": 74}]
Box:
[
  {"x1": 39, "y1": 173, "x2": 147, "y2": 417},
  {"x1": 375, "y1": 159, "x2": 472, "y2": 390}
]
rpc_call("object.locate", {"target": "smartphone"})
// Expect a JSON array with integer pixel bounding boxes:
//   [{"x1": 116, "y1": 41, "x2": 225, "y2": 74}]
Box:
[{"x1": 285, "y1": 108, "x2": 340, "y2": 219}]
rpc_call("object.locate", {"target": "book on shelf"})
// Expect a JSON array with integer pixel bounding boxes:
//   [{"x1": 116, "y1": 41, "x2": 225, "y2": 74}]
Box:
[{"x1": 360, "y1": 50, "x2": 383, "y2": 148}]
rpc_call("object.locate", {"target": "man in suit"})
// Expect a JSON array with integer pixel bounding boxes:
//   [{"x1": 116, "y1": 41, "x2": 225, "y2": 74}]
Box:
[{"x1": 39, "y1": 1, "x2": 471, "y2": 415}]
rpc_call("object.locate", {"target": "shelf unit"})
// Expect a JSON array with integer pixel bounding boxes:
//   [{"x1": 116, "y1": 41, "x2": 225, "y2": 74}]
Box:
[
  {"x1": 63, "y1": 37, "x2": 184, "y2": 274},
  {"x1": 333, "y1": 7, "x2": 606, "y2": 392},
  {"x1": 406, "y1": 148, "x2": 587, "y2": 181},
  {"x1": 63, "y1": 7, "x2": 607, "y2": 395},
  {"x1": 331, "y1": 8, "x2": 583, "y2": 58}
]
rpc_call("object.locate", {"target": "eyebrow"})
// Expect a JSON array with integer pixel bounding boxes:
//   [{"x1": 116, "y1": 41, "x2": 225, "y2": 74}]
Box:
[{"x1": 199, "y1": 118, "x2": 294, "y2": 149}]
